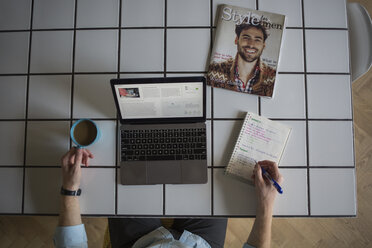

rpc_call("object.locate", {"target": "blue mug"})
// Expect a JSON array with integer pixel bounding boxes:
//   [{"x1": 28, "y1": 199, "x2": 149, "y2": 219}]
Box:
[{"x1": 70, "y1": 119, "x2": 100, "y2": 148}]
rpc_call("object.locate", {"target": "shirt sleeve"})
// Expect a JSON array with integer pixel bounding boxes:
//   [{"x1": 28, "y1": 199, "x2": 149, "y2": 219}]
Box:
[
  {"x1": 243, "y1": 243, "x2": 255, "y2": 248},
  {"x1": 54, "y1": 224, "x2": 88, "y2": 248}
]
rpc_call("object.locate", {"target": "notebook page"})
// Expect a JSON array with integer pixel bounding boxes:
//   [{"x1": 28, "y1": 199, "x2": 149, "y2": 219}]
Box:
[{"x1": 226, "y1": 112, "x2": 291, "y2": 182}]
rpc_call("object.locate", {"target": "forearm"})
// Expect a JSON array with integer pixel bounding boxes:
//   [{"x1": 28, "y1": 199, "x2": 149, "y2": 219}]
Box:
[
  {"x1": 58, "y1": 195, "x2": 82, "y2": 226},
  {"x1": 247, "y1": 204, "x2": 273, "y2": 248}
]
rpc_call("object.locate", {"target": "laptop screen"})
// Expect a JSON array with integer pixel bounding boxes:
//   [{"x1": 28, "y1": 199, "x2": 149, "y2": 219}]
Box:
[{"x1": 113, "y1": 81, "x2": 204, "y2": 120}]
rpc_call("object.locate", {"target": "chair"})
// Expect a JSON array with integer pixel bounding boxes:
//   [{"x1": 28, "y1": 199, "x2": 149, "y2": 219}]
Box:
[{"x1": 347, "y1": 2, "x2": 372, "y2": 82}]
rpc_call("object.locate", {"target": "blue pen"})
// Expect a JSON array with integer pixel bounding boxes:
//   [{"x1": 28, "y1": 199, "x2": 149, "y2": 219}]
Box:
[{"x1": 261, "y1": 167, "x2": 283, "y2": 194}]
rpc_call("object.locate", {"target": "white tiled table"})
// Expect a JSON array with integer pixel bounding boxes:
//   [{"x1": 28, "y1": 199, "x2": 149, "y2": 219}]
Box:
[{"x1": 0, "y1": 0, "x2": 356, "y2": 217}]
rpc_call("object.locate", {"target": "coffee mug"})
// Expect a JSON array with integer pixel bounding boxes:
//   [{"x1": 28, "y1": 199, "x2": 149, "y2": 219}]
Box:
[{"x1": 70, "y1": 119, "x2": 100, "y2": 148}]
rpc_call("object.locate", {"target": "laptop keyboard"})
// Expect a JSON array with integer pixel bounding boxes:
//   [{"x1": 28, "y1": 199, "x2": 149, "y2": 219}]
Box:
[{"x1": 121, "y1": 128, "x2": 207, "y2": 161}]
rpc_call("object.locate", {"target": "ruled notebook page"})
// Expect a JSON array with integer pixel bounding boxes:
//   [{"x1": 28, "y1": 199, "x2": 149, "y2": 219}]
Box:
[{"x1": 226, "y1": 112, "x2": 291, "y2": 183}]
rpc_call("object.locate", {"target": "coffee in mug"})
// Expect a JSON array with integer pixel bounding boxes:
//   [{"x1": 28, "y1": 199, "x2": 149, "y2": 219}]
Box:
[{"x1": 71, "y1": 119, "x2": 100, "y2": 148}]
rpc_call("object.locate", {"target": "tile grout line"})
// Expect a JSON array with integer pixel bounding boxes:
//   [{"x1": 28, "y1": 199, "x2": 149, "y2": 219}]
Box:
[
  {"x1": 163, "y1": 184, "x2": 166, "y2": 216},
  {"x1": 115, "y1": 0, "x2": 123, "y2": 216},
  {"x1": 0, "y1": 71, "x2": 352, "y2": 77},
  {"x1": 22, "y1": 0, "x2": 35, "y2": 215},
  {"x1": 11, "y1": 165, "x2": 118, "y2": 169},
  {"x1": 210, "y1": 0, "x2": 214, "y2": 216},
  {"x1": 163, "y1": 0, "x2": 167, "y2": 78},
  {"x1": 69, "y1": 0, "x2": 78, "y2": 149},
  {"x1": 0, "y1": 26, "x2": 348, "y2": 33},
  {"x1": 0, "y1": 118, "x2": 354, "y2": 122},
  {"x1": 211, "y1": 165, "x2": 355, "y2": 169},
  {"x1": 163, "y1": 0, "x2": 168, "y2": 216},
  {"x1": 0, "y1": 212, "x2": 355, "y2": 218},
  {"x1": 303, "y1": 27, "x2": 348, "y2": 31},
  {"x1": 0, "y1": 166, "x2": 24, "y2": 168},
  {"x1": 15, "y1": 165, "x2": 361, "y2": 169},
  {"x1": 258, "y1": 97, "x2": 261, "y2": 116},
  {"x1": 301, "y1": 0, "x2": 311, "y2": 217},
  {"x1": 256, "y1": 0, "x2": 261, "y2": 116},
  {"x1": 288, "y1": 71, "x2": 351, "y2": 75},
  {"x1": 0, "y1": 118, "x2": 118, "y2": 121}
]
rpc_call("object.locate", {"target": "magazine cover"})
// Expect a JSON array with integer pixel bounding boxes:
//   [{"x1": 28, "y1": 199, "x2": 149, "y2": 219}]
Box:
[{"x1": 207, "y1": 5, "x2": 286, "y2": 98}]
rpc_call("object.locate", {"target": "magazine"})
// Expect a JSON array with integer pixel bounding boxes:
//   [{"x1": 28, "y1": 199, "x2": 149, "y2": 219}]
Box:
[
  {"x1": 225, "y1": 112, "x2": 291, "y2": 184},
  {"x1": 207, "y1": 5, "x2": 286, "y2": 98}
]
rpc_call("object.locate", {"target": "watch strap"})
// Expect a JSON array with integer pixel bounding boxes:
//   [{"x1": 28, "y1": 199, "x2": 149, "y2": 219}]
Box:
[{"x1": 60, "y1": 187, "x2": 81, "y2": 196}]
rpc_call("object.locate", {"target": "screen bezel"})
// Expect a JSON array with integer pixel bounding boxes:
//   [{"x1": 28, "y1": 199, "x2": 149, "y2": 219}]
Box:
[{"x1": 110, "y1": 77, "x2": 206, "y2": 124}]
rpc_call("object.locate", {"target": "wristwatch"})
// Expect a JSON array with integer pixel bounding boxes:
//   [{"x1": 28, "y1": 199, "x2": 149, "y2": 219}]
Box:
[{"x1": 60, "y1": 187, "x2": 81, "y2": 196}]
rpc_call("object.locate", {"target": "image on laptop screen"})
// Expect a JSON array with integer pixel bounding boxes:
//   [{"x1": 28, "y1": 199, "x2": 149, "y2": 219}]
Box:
[{"x1": 114, "y1": 82, "x2": 204, "y2": 119}]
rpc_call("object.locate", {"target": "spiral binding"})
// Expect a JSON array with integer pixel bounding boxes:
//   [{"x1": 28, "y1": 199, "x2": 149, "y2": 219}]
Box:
[{"x1": 225, "y1": 112, "x2": 251, "y2": 175}]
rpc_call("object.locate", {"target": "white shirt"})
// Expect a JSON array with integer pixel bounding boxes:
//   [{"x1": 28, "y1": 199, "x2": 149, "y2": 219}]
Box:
[{"x1": 53, "y1": 224, "x2": 255, "y2": 248}]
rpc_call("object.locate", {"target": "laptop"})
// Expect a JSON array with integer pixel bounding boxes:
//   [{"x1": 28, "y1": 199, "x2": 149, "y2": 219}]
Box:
[{"x1": 110, "y1": 77, "x2": 208, "y2": 185}]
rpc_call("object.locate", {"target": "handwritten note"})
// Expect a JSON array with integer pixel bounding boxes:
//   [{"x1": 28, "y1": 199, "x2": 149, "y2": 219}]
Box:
[{"x1": 226, "y1": 112, "x2": 291, "y2": 183}]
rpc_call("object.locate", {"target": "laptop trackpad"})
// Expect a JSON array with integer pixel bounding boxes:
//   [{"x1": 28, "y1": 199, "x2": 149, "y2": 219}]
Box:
[
  {"x1": 122, "y1": 162, "x2": 147, "y2": 185},
  {"x1": 147, "y1": 161, "x2": 181, "y2": 184}
]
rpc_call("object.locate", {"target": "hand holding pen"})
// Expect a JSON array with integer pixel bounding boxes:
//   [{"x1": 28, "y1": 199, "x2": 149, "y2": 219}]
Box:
[
  {"x1": 252, "y1": 160, "x2": 283, "y2": 210},
  {"x1": 261, "y1": 167, "x2": 283, "y2": 194}
]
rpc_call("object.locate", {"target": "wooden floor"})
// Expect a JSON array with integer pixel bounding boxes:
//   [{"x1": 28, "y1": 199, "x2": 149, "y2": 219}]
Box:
[{"x1": 1, "y1": 1, "x2": 371, "y2": 247}]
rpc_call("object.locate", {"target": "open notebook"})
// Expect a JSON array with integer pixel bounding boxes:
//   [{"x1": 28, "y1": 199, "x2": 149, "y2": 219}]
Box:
[{"x1": 225, "y1": 112, "x2": 291, "y2": 184}]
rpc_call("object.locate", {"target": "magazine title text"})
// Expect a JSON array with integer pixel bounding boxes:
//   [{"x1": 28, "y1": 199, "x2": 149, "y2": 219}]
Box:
[{"x1": 221, "y1": 7, "x2": 283, "y2": 30}]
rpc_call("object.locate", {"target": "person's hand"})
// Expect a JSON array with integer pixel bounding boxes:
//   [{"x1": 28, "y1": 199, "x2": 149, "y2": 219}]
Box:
[
  {"x1": 252, "y1": 160, "x2": 283, "y2": 211},
  {"x1": 61, "y1": 147, "x2": 94, "y2": 191}
]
